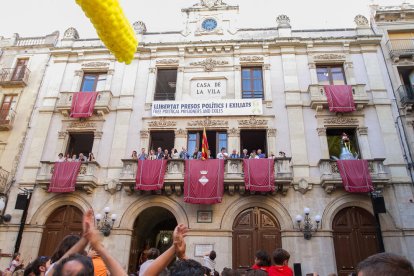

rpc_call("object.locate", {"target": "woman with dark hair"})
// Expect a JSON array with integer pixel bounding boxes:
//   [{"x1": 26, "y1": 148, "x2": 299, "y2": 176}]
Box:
[
  {"x1": 50, "y1": 235, "x2": 81, "y2": 264},
  {"x1": 52, "y1": 254, "x2": 94, "y2": 276},
  {"x1": 251, "y1": 250, "x2": 271, "y2": 272}
]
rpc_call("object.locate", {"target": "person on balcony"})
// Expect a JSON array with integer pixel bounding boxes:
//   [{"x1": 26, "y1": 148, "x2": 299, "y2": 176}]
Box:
[
  {"x1": 249, "y1": 150, "x2": 258, "y2": 159},
  {"x1": 148, "y1": 150, "x2": 157, "y2": 160},
  {"x1": 138, "y1": 148, "x2": 147, "y2": 160},
  {"x1": 56, "y1": 153, "x2": 65, "y2": 162},
  {"x1": 72, "y1": 154, "x2": 77, "y2": 161},
  {"x1": 164, "y1": 149, "x2": 171, "y2": 160},
  {"x1": 64, "y1": 154, "x2": 72, "y2": 162},
  {"x1": 179, "y1": 147, "x2": 190, "y2": 159},
  {"x1": 268, "y1": 152, "x2": 276, "y2": 159},
  {"x1": 88, "y1": 153, "x2": 95, "y2": 162},
  {"x1": 257, "y1": 149, "x2": 266, "y2": 159},
  {"x1": 230, "y1": 149, "x2": 239, "y2": 159},
  {"x1": 78, "y1": 153, "x2": 87, "y2": 162},
  {"x1": 156, "y1": 147, "x2": 164, "y2": 160},
  {"x1": 171, "y1": 148, "x2": 180, "y2": 159},
  {"x1": 240, "y1": 149, "x2": 249, "y2": 159},
  {"x1": 217, "y1": 147, "x2": 229, "y2": 159},
  {"x1": 131, "y1": 150, "x2": 138, "y2": 159},
  {"x1": 192, "y1": 148, "x2": 202, "y2": 160}
]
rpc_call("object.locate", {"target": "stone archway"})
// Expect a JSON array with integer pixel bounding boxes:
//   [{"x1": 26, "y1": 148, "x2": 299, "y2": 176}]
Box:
[{"x1": 128, "y1": 206, "x2": 178, "y2": 274}]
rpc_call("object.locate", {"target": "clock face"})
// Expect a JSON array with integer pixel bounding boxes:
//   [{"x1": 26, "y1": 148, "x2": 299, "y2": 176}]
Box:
[{"x1": 202, "y1": 19, "x2": 217, "y2": 31}]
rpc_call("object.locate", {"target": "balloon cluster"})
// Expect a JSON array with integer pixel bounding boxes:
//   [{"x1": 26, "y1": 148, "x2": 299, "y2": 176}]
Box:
[{"x1": 76, "y1": 0, "x2": 138, "y2": 64}]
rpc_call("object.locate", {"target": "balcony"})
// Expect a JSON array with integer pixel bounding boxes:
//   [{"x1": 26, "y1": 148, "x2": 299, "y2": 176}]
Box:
[
  {"x1": 120, "y1": 158, "x2": 293, "y2": 196},
  {"x1": 387, "y1": 39, "x2": 414, "y2": 62},
  {"x1": 36, "y1": 161, "x2": 100, "y2": 193},
  {"x1": 308, "y1": 84, "x2": 369, "y2": 111},
  {"x1": 397, "y1": 85, "x2": 414, "y2": 111},
  {"x1": 56, "y1": 91, "x2": 113, "y2": 117},
  {"x1": 0, "y1": 167, "x2": 10, "y2": 194},
  {"x1": 318, "y1": 159, "x2": 389, "y2": 194},
  {"x1": 0, "y1": 109, "x2": 16, "y2": 131},
  {"x1": 0, "y1": 67, "x2": 30, "y2": 87}
]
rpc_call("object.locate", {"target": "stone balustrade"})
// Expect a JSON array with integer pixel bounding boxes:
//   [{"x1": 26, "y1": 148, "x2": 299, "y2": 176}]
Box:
[
  {"x1": 37, "y1": 161, "x2": 100, "y2": 193},
  {"x1": 308, "y1": 84, "x2": 369, "y2": 111},
  {"x1": 0, "y1": 167, "x2": 10, "y2": 194},
  {"x1": 56, "y1": 91, "x2": 113, "y2": 116},
  {"x1": 319, "y1": 158, "x2": 389, "y2": 193}
]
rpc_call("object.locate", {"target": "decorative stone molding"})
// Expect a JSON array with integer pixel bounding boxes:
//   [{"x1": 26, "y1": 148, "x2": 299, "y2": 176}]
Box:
[
  {"x1": 104, "y1": 179, "x2": 122, "y2": 195},
  {"x1": 82, "y1": 62, "x2": 110, "y2": 68},
  {"x1": 293, "y1": 178, "x2": 312, "y2": 194},
  {"x1": 133, "y1": 21, "x2": 147, "y2": 34},
  {"x1": 308, "y1": 63, "x2": 316, "y2": 69},
  {"x1": 178, "y1": 67, "x2": 184, "y2": 72},
  {"x1": 74, "y1": 70, "x2": 83, "y2": 76},
  {"x1": 94, "y1": 131, "x2": 103, "y2": 139},
  {"x1": 357, "y1": 127, "x2": 368, "y2": 136},
  {"x1": 200, "y1": 0, "x2": 224, "y2": 8},
  {"x1": 323, "y1": 117, "x2": 359, "y2": 126},
  {"x1": 267, "y1": 129, "x2": 277, "y2": 137},
  {"x1": 58, "y1": 131, "x2": 68, "y2": 139},
  {"x1": 263, "y1": 64, "x2": 271, "y2": 70},
  {"x1": 147, "y1": 118, "x2": 177, "y2": 128},
  {"x1": 234, "y1": 65, "x2": 241, "y2": 71},
  {"x1": 69, "y1": 122, "x2": 96, "y2": 129},
  {"x1": 149, "y1": 68, "x2": 156, "y2": 74},
  {"x1": 314, "y1": 54, "x2": 346, "y2": 60},
  {"x1": 140, "y1": 130, "x2": 150, "y2": 138},
  {"x1": 276, "y1": 14, "x2": 291, "y2": 28},
  {"x1": 190, "y1": 58, "x2": 229, "y2": 72},
  {"x1": 188, "y1": 117, "x2": 228, "y2": 127},
  {"x1": 317, "y1": 128, "x2": 327, "y2": 136},
  {"x1": 344, "y1": 62, "x2": 354, "y2": 69},
  {"x1": 156, "y1": 59, "x2": 179, "y2": 65},
  {"x1": 63, "y1": 27, "x2": 79, "y2": 40},
  {"x1": 354, "y1": 15, "x2": 369, "y2": 27},
  {"x1": 240, "y1": 56, "x2": 264, "y2": 62},
  {"x1": 228, "y1": 128, "x2": 240, "y2": 137},
  {"x1": 174, "y1": 129, "x2": 187, "y2": 138},
  {"x1": 238, "y1": 116, "x2": 268, "y2": 127}
]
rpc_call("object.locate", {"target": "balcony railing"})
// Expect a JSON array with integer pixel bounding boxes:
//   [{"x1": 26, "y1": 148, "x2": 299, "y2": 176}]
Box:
[
  {"x1": 0, "y1": 109, "x2": 16, "y2": 130},
  {"x1": 387, "y1": 39, "x2": 414, "y2": 60},
  {"x1": 318, "y1": 159, "x2": 389, "y2": 193},
  {"x1": 120, "y1": 158, "x2": 293, "y2": 196},
  {"x1": 36, "y1": 161, "x2": 100, "y2": 193},
  {"x1": 0, "y1": 67, "x2": 30, "y2": 87},
  {"x1": 396, "y1": 85, "x2": 414, "y2": 109},
  {"x1": 153, "y1": 92, "x2": 176, "y2": 101},
  {"x1": 56, "y1": 91, "x2": 113, "y2": 116},
  {"x1": 0, "y1": 167, "x2": 10, "y2": 194},
  {"x1": 308, "y1": 84, "x2": 369, "y2": 111}
]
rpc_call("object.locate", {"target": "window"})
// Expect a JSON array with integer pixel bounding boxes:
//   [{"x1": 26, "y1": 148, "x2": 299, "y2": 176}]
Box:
[
  {"x1": 240, "y1": 130, "x2": 267, "y2": 156},
  {"x1": 67, "y1": 133, "x2": 94, "y2": 157},
  {"x1": 80, "y1": 73, "x2": 107, "y2": 92},
  {"x1": 12, "y1": 59, "x2": 28, "y2": 81},
  {"x1": 316, "y1": 65, "x2": 346, "y2": 85},
  {"x1": 326, "y1": 128, "x2": 359, "y2": 159},
  {"x1": 0, "y1": 95, "x2": 17, "y2": 122},
  {"x1": 242, "y1": 67, "x2": 264, "y2": 99},
  {"x1": 149, "y1": 131, "x2": 175, "y2": 152},
  {"x1": 154, "y1": 69, "x2": 177, "y2": 101},
  {"x1": 187, "y1": 130, "x2": 227, "y2": 158}
]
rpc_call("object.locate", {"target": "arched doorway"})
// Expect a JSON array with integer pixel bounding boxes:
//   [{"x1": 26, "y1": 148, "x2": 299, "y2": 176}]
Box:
[
  {"x1": 232, "y1": 207, "x2": 281, "y2": 271},
  {"x1": 128, "y1": 207, "x2": 177, "y2": 274},
  {"x1": 38, "y1": 205, "x2": 83, "y2": 256},
  {"x1": 333, "y1": 206, "x2": 380, "y2": 276}
]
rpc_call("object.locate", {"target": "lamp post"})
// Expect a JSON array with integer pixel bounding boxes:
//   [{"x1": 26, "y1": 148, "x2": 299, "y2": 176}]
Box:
[
  {"x1": 0, "y1": 197, "x2": 12, "y2": 224},
  {"x1": 295, "y1": 207, "x2": 321, "y2": 240},
  {"x1": 95, "y1": 207, "x2": 117, "y2": 237}
]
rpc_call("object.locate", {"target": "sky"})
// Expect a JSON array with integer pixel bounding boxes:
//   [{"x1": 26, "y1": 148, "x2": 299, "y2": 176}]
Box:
[{"x1": 0, "y1": 0, "x2": 409, "y2": 39}]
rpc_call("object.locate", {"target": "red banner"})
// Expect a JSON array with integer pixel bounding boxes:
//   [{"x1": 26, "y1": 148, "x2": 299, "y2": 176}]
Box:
[
  {"x1": 337, "y1": 160, "x2": 373, "y2": 193},
  {"x1": 324, "y1": 85, "x2": 356, "y2": 113},
  {"x1": 48, "y1": 162, "x2": 81, "y2": 193},
  {"x1": 184, "y1": 159, "x2": 224, "y2": 204},
  {"x1": 70, "y1": 92, "x2": 98, "y2": 118},
  {"x1": 135, "y1": 160, "x2": 167, "y2": 190},
  {"x1": 243, "y1": 159, "x2": 275, "y2": 192}
]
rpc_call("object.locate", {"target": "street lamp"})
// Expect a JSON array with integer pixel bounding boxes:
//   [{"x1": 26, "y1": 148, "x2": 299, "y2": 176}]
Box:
[
  {"x1": 95, "y1": 207, "x2": 117, "y2": 237},
  {"x1": 295, "y1": 207, "x2": 321, "y2": 240},
  {"x1": 0, "y1": 197, "x2": 12, "y2": 224}
]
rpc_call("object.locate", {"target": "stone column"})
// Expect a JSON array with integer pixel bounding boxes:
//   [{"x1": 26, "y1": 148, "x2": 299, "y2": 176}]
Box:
[
  {"x1": 71, "y1": 70, "x2": 82, "y2": 91},
  {"x1": 175, "y1": 47, "x2": 185, "y2": 100},
  {"x1": 357, "y1": 127, "x2": 372, "y2": 159},
  {"x1": 317, "y1": 128, "x2": 329, "y2": 159},
  {"x1": 104, "y1": 68, "x2": 115, "y2": 91},
  {"x1": 234, "y1": 45, "x2": 241, "y2": 99},
  {"x1": 140, "y1": 130, "x2": 150, "y2": 151},
  {"x1": 267, "y1": 129, "x2": 277, "y2": 156},
  {"x1": 263, "y1": 64, "x2": 272, "y2": 104},
  {"x1": 92, "y1": 131, "x2": 103, "y2": 158},
  {"x1": 145, "y1": 50, "x2": 157, "y2": 104},
  {"x1": 308, "y1": 63, "x2": 318, "y2": 85},
  {"x1": 227, "y1": 128, "x2": 240, "y2": 153},
  {"x1": 174, "y1": 129, "x2": 187, "y2": 151},
  {"x1": 56, "y1": 131, "x2": 69, "y2": 155}
]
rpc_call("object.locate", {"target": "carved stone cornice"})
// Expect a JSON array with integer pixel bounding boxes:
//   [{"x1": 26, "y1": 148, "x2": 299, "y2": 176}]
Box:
[
  {"x1": 357, "y1": 127, "x2": 368, "y2": 136},
  {"x1": 156, "y1": 59, "x2": 179, "y2": 65},
  {"x1": 317, "y1": 128, "x2": 327, "y2": 136},
  {"x1": 188, "y1": 117, "x2": 228, "y2": 127},
  {"x1": 240, "y1": 56, "x2": 264, "y2": 62},
  {"x1": 189, "y1": 58, "x2": 229, "y2": 72},
  {"x1": 238, "y1": 116, "x2": 268, "y2": 127},
  {"x1": 140, "y1": 130, "x2": 150, "y2": 138},
  {"x1": 68, "y1": 122, "x2": 96, "y2": 129},
  {"x1": 323, "y1": 117, "x2": 359, "y2": 125},
  {"x1": 58, "y1": 131, "x2": 68, "y2": 139},
  {"x1": 82, "y1": 62, "x2": 110, "y2": 68},
  {"x1": 147, "y1": 118, "x2": 177, "y2": 128},
  {"x1": 228, "y1": 128, "x2": 240, "y2": 137},
  {"x1": 314, "y1": 54, "x2": 346, "y2": 60},
  {"x1": 174, "y1": 129, "x2": 187, "y2": 138},
  {"x1": 267, "y1": 129, "x2": 277, "y2": 137}
]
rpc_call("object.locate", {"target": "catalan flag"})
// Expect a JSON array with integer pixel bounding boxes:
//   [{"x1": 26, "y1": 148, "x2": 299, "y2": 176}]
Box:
[{"x1": 201, "y1": 127, "x2": 209, "y2": 160}]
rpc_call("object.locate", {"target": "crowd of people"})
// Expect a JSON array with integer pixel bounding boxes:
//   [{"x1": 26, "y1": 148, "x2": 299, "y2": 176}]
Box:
[
  {"x1": 56, "y1": 152, "x2": 95, "y2": 163},
  {"x1": 1, "y1": 209, "x2": 413, "y2": 276},
  {"x1": 130, "y1": 147, "x2": 288, "y2": 161}
]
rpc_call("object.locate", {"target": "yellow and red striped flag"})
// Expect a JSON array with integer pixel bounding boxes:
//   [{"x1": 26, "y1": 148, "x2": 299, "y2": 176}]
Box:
[{"x1": 201, "y1": 127, "x2": 209, "y2": 160}]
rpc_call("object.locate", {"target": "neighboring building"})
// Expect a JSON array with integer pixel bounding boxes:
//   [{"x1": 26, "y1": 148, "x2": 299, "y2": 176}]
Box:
[
  {"x1": 0, "y1": 31, "x2": 58, "y2": 255},
  {"x1": 0, "y1": 1, "x2": 413, "y2": 275}
]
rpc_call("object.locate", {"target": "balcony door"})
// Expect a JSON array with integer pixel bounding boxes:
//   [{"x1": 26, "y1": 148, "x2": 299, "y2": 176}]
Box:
[
  {"x1": 12, "y1": 59, "x2": 28, "y2": 81},
  {"x1": 80, "y1": 73, "x2": 107, "y2": 92},
  {"x1": 187, "y1": 130, "x2": 227, "y2": 158},
  {"x1": 0, "y1": 95, "x2": 17, "y2": 122},
  {"x1": 316, "y1": 65, "x2": 346, "y2": 85}
]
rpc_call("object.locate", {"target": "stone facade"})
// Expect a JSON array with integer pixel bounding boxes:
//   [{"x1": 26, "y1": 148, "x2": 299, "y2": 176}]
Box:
[{"x1": 0, "y1": 1, "x2": 413, "y2": 275}]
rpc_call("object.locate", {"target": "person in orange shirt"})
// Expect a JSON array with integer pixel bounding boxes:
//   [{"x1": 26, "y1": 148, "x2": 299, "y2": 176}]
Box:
[
  {"x1": 88, "y1": 248, "x2": 108, "y2": 276},
  {"x1": 268, "y1": 249, "x2": 293, "y2": 276}
]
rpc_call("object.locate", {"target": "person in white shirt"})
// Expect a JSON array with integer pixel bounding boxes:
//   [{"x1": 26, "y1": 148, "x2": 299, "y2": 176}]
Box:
[
  {"x1": 56, "y1": 153, "x2": 64, "y2": 162},
  {"x1": 78, "y1": 153, "x2": 87, "y2": 162},
  {"x1": 203, "y1": 250, "x2": 217, "y2": 275},
  {"x1": 216, "y1": 147, "x2": 229, "y2": 159}
]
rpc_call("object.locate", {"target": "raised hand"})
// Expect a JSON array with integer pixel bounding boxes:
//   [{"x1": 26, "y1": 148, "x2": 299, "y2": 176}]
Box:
[{"x1": 173, "y1": 224, "x2": 188, "y2": 260}]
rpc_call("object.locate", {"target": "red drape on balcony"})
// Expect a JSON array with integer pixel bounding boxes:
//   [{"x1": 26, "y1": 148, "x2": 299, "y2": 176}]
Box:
[
  {"x1": 243, "y1": 159, "x2": 275, "y2": 192},
  {"x1": 48, "y1": 162, "x2": 81, "y2": 193},
  {"x1": 135, "y1": 160, "x2": 167, "y2": 190},
  {"x1": 324, "y1": 85, "x2": 356, "y2": 112},
  {"x1": 184, "y1": 159, "x2": 224, "y2": 204},
  {"x1": 70, "y1": 92, "x2": 98, "y2": 118},
  {"x1": 337, "y1": 160, "x2": 373, "y2": 193}
]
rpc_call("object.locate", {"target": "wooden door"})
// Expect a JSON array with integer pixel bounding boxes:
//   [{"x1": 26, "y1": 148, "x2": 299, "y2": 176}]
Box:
[
  {"x1": 333, "y1": 207, "x2": 380, "y2": 276},
  {"x1": 12, "y1": 59, "x2": 28, "y2": 81},
  {"x1": 38, "y1": 206, "x2": 83, "y2": 257},
  {"x1": 233, "y1": 207, "x2": 281, "y2": 271},
  {"x1": 0, "y1": 95, "x2": 16, "y2": 122}
]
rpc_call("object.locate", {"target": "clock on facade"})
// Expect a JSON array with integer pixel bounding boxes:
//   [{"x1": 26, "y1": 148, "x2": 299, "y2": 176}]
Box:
[{"x1": 202, "y1": 18, "x2": 218, "y2": 31}]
